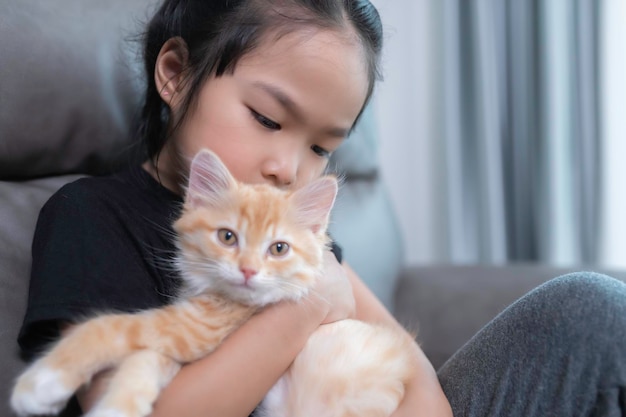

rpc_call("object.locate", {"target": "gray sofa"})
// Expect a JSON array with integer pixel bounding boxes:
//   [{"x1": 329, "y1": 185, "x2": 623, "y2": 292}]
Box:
[{"x1": 2, "y1": 1, "x2": 625, "y2": 415}]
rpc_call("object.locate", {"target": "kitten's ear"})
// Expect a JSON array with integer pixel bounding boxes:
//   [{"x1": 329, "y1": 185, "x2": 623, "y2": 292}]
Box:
[
  {"x1": 291, "y1": 176, "x2": 338, "y2": 234},
  {"x1": 186, "y1": 149, "x2": 235, "y2": 207}
]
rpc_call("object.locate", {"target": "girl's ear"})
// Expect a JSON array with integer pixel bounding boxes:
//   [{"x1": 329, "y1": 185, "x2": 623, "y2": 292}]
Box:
[
  {"x1": 155, "y1": 37, "x2": 189, "y2": 109},
  {"x1": 291, "y1": 176, "x2": 338, "y2": 234},
  {"x1": 187, "y1": 149, "x2": 236, "y2": 207}
]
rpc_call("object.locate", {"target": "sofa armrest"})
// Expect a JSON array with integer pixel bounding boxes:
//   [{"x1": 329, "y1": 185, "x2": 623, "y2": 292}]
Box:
[{"x1": 393, "y1": 264, "x2": 626, "y2": 370}]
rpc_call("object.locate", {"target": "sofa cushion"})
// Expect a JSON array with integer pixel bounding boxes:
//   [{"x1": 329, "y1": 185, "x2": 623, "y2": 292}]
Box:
[
  {"x1": 329, "y1": 178, "x2": 403, "y2": 309},
  {"x1": 0, "y1": 0, "x2": 159, "y2": 179},
  {"x1": 329, "y1": 104, "x2": 380, "y2": 179},
  {"x1": 0, "y1": 176, "x2": 83, "y2": 404}
]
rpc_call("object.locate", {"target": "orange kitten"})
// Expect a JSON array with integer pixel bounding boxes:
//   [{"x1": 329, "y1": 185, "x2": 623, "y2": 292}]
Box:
[{"x1": 11, "y1": 149, "x2": 416, "y2": 417}]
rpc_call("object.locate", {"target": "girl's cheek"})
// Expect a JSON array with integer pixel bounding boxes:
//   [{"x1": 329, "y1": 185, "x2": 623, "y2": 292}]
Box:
[{"x1": 299, "y1": 163, "x2": 328, "y2": 187}]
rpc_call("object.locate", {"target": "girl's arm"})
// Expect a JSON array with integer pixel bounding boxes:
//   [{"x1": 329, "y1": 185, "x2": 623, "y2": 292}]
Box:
[
  {"x1": 77, "y1": 250, "x2": 353, "y2": 417},
  {"x1": 344, "y1": 262, "x2": 453, "y2": 417},
  {"x1": 77, "y1": 295, "x2": 327, "y2": 416},
  {"x1": 151, "y1": 295, "x2": 330, "y2": 416}
]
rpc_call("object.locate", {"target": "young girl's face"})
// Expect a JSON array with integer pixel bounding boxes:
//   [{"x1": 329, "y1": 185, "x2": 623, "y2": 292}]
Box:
[{"x1": 165, "y1": 28, "x2": 369, "y2": 190}]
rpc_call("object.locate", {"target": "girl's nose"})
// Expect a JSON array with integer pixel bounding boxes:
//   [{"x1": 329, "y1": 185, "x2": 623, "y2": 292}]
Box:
[{"x1": 261, "y1": 154, "x2": 297, "y2": 188}]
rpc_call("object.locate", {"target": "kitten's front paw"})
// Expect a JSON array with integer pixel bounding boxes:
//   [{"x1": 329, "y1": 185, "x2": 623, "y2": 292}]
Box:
[{"x1": 11, "y1": 367, "x2": 74, "y2": 416}]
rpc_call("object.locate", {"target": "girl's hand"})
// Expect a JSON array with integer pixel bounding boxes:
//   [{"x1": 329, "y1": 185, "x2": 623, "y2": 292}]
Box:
[{"x1": 309, "y1": 250, "x2": 355, "y2": 324}]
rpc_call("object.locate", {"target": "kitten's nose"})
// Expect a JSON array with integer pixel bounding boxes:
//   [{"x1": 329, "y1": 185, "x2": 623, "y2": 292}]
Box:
[{"x1": 240, "y1": 268, "x2": 257, "y2": 281}]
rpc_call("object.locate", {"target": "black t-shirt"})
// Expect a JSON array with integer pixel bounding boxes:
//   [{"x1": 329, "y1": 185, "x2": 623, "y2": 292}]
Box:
[
  {"x1": 18, "y1": 165, "x2": 342, "y2": 415},
  {"x1": 19, "y1": 166, "x2": 185, "y2": 359}
]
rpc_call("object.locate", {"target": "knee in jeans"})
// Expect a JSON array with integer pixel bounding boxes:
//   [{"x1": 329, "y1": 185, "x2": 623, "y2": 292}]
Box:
[
  {"x1": 537, "y1": 272, "x2": 626, "y2": 329},
  {"x1": 548, "y1": 271, "x2": 623, "y2": 299}
]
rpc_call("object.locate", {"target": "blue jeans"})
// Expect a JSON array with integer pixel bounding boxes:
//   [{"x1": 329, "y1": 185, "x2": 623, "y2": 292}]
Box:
[{"x1": 439, "y1": 272, "x2": 626, "y2": 416}]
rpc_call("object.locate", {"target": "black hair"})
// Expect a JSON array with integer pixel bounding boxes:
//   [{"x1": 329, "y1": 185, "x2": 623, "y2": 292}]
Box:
[{"x1": 137, "y1": 0, "x2": 383, "y2": 163}]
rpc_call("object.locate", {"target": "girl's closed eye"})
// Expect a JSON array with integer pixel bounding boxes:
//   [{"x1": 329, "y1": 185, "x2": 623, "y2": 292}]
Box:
[
  {"x1": 311, "y1": 144, "x2": 331, "y2": 158},
  {"x1": 249, "y1": 108, "x2": 281, "y2": 130}
]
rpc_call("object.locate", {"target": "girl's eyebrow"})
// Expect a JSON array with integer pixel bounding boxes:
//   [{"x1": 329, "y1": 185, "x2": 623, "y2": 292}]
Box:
[
  {"x1": 251, "y1": 81, "x2": 349, "y2": 138},
  {"x1": 252, "y1": 81, "x2": 303, "y2": 121}
]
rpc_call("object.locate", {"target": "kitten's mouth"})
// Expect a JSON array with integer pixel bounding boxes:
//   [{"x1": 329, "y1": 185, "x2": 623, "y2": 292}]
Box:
[{"x1": 231, "y1": 279, "x2": 254, "y2": 289}]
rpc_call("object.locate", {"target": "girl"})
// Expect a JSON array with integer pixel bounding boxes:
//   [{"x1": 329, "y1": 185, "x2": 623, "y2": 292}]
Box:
[
  {"x1": 19, "y1": 1, "x2": 450, "y2": 416},
  {"x1": 18, "y1": 0, "x2": 626, "y2": 416}
]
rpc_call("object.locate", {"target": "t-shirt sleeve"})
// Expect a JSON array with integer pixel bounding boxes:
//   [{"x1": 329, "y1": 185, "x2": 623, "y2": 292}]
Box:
[{"x1": 18, "y1": 183, "x2": 164, "y2": 360}]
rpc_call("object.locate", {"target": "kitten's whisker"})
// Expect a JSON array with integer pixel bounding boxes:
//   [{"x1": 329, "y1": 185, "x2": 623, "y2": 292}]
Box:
[
  {"x1": 155, "y1": 290, "x2": 178, "y2": 300},
  {"x1": 271, "y1": 280, "x2": 310, "y2": 295},
  {"x1": 132, "y1": 236, "x2": 180, "y2": 274},
  {"x1": 142, "y1": 215, "x2": 180, "y2": 240},
  {"x1": 294, "y1": 284, "x2": 333, "y2": 308},
  {"x1": 294, "y1": 293, "x2": 322, "y2": 316},
  {"x1": 152, "y1": 259, "x2": 181, "y2": 272},
  {"x1": 176, "y1": 259, "x2": 222, "y2": 271}
]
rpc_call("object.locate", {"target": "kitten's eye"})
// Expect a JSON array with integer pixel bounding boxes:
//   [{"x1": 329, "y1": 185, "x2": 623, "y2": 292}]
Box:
[
  {"x1": 268, "y1": 242, "x2": 290, "y2": 257},
  {"x1": 217, "y1": 229, "x2": 238, "y2": 246}
]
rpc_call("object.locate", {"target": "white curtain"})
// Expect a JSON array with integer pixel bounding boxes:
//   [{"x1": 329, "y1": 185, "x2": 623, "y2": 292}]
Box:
[
  {"x1": 599, "y1": 0, "x2": 626, "y2": 269},
  {"x1": 373, "y1": 0, "x2": 626, "y2": 269}
]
